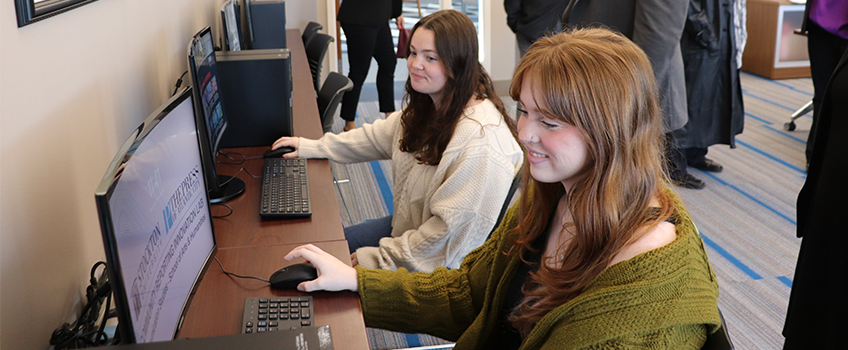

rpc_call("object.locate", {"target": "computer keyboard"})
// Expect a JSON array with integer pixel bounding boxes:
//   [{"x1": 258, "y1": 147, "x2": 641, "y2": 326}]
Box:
[
  {"x1": 242, "y1": 296, "x2": 313, "y2": 333},
  {"x1": 260, "y1": 158, "x2": 312, "y2": 218}
]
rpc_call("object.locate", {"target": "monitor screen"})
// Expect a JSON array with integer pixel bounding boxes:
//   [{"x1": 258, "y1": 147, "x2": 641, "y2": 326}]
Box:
[
  {"x1": 188, "y1": 26, "x2": 245, "y2": 203},
  {"x1": 94, "y1": 87, "x2": 216, "y2": 344},
  {"x1": 221, "y1": 0, "x2": 242, "y2": 51}
]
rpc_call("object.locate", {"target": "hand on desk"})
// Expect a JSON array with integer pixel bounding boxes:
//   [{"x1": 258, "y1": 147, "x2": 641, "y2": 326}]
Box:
[
  {"x1": 285, "y1": 244, "x2": 359, "y2": 292},
  {"x1": 350, "y1": 252, "x2": 359, "y2": 267},
  {"x1": 270, "y1": 137, "x2": 301, "y2": 158}
]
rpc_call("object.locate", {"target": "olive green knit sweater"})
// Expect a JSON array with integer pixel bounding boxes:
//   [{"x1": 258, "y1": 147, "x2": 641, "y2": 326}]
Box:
[{"x1": 357, "y1": 191, "x2": 721, "y2": 349}]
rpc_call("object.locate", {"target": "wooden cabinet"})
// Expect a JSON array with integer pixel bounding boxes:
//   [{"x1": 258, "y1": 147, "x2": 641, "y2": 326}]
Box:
[{"x1": 742, "y1": 0, "x2": 811, "y2": 79}]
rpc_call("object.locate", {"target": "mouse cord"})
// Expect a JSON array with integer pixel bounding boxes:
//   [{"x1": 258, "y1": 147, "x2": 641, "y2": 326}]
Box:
[
  {"x1": 215, "y1": 256, "x2": 270, "y2": 283},
  {"x1": 218, "y1": 150, "x2": 264, "y2": 163}
]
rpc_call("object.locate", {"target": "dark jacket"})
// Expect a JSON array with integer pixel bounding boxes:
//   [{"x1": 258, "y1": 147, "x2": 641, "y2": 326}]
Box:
[
  {"x1": 504, "y1": 0, "x2": 568, "y2": 42},
  {"x1": 783, "y1": 48, "x2": 848, "y2": 350},
  {"x1": 337, "y1": 0, "x2": 402, "y2": 26},
  {"x1": 678, "y1": 0, "x2": 744, "y2": 149}
]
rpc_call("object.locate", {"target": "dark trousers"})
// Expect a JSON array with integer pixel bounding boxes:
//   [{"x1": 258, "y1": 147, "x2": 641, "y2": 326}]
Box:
[
  {"x1": 806, "y1": 21, "x2": 848, "y2": 163},
  {"x1": 344, "y1": 215, "x2": 393, "y2": 253},
  {"x1": 665, "y1": 131, "x2": 689, "y2": 180},
  {"x1": 340, "y1": 22, "x2": 397, "y2": 122},
  {"x1": 685, "y1": 147, "x2": 708, "y2": 165}
]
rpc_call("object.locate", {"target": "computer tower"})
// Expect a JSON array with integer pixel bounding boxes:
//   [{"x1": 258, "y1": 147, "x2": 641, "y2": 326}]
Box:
[
  {"x1": 215, "y1": 49, "x2": 293, "y2": 148},
  {"x1": 246, "y1": 0, "x2": 287, "y2": 49}
]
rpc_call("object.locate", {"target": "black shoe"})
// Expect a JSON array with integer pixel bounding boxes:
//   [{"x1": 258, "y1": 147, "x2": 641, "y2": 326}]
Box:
[
  {"x1": 671, "y1": 174, "x2": 706, "y2": 189},
  {"x1": 690, "y1": 158, "x2": 723, "y2": 173}
]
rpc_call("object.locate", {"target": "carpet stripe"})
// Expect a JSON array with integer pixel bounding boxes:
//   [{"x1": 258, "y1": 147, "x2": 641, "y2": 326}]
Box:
[
  {"x1": 700, "y1": 172, "x2": 797, "y2": 226},
  {"x1": 735, "y1": 140, "x2": 806, "y2": 175},
  {"x1": 701, "y1": 231, "x2": 763, "y2": 280},
  {"x1": 369, "y1": 161, "x2": 394, "y2": 215}
]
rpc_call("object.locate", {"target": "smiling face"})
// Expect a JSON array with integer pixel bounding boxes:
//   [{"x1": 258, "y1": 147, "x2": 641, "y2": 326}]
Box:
[
  {"x1": 516, "y1": 76, "x2": 591, "y2": 191},
  {"x1": 407, "y1": 29, "x2": 448, "y2": 105}
]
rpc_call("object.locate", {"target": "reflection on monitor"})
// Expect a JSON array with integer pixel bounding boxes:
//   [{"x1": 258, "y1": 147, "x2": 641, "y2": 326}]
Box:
[
  {"x1": 188, "y1": 26, "x2": 245, "y2": 203},
  {"x1": 94, "y1": 87, "x2": 216, "y2": 344}
]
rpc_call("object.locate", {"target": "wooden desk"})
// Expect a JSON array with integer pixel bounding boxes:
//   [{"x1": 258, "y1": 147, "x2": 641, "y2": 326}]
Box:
[
  {"x1": 743, "y1": 0, "x2": 811, "y2": 79},
  {"x1": 178, "y1": 241, "x2": 368, "y2": 350},
  {"x1": 179, "y1": 30, "x2": 366, "y2": 350},
  {"x1": 210, "y1": 30, "x2": 344, "y2": 248}
]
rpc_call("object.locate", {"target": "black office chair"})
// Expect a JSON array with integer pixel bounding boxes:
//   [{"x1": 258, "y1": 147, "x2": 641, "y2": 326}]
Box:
[
  {"x1": 702, "y1": 308, "x2": 734, "y2": 350},
  {"x1": 317, "y1": 72, "x2": 354, "y2": 134},
  {"x1": 302, "y1": 21, "x2": 323, "y2": 49},
  {"x1": 488, "y1": 170, "x2": 522, "y2": 239},
  {"x1": 306, "y1": 33, "x2": 334, "y2": 92}
]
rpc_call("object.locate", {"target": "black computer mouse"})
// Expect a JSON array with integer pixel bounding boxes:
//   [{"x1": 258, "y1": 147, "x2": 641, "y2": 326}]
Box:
[
  {"x1": 263, "y1": 146, "x2": 295, "y2": 158},
  {"x1": 268, "y1": 263, "x2": 318, "y2": 290}
]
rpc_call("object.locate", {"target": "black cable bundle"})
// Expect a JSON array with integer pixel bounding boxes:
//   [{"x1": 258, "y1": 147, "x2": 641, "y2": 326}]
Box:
[{"x1": 50, "y1": 261, "x2": 116, "y2": 349}]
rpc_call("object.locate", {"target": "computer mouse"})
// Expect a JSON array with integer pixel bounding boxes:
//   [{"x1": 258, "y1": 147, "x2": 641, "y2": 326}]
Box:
[
  {"x1": 268, "y1": 263, "x2": 318, "y2": 290},
  {"x1": 263, "y1": 146, "x2": 295, "y2": 158}
]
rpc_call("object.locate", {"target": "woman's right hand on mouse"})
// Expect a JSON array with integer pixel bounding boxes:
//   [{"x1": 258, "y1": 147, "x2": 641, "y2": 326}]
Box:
[
  {"x1": 284, "y1": 244, "x2": 358, "y2": 292},
  {"x1": 270, "y1": 137, "x2": 300, "y2": 158}
]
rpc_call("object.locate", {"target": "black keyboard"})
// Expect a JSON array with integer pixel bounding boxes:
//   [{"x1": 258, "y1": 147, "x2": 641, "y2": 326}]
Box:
[
  {"x1": 242, "y1": 296, "x2": 313, "y2": 333},
  {"x1": 260, "y1": 158, "x2": 312, "y2": 218}
]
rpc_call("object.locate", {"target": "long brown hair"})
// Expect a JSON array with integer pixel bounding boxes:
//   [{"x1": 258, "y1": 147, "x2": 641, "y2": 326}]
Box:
[
  {"x1": 399, "y1": 10, "x2": 516, "y2": 165},
  {"x1": 507, "y1": 28, "x2": 675, "y2": 336}
]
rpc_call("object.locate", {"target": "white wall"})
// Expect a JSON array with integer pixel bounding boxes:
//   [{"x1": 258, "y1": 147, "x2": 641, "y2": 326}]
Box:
[
  {"x1": 0, "y1": 0, "x2": 222, "y2": 349},
  {"x1": 480, "y1": 0, "x2": 518, "y2": 89}
]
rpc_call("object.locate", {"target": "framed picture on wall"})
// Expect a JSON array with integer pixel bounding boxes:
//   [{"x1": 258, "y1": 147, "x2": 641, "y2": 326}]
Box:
[{"x1": 14, "y1": 0, "x2": 100, "y2": 27}]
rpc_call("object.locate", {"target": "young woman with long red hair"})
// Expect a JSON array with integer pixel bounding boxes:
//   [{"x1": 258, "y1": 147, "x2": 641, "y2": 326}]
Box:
[{"x1": 280, "y1": 28, "x2": 721, "y2": 349}]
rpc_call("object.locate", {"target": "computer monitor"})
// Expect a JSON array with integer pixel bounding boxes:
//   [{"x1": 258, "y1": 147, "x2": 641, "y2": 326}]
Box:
[
  {"x1": 188, "y1": 26, "x2": 245, "y2": 203},
  {"x1": 221, "y1": 0, "x2": 242, "y2": 51},
  {"x1": 94, "y1": 87, "x2": 217, "y2": 344}
]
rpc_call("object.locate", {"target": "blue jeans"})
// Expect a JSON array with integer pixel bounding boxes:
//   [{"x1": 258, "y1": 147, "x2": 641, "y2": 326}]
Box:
[{"x1": 344, "y1": 215, "x2": 393, "y2": 253}]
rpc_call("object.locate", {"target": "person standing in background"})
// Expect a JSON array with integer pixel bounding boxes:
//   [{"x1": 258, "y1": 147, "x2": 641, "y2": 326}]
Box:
[
  {"x1": 562, "y1": 0, "x2": 705, "y2": 189},
  {"x1": 783, "y1": 48, "x2": 848, "y2": 350},
  {"x1": 504, "y1": 0, "x2": 568, "y2": 56},
  {"x1": 677, "y1": 0, "x2": 745, "y2": 173},
  {"x1": 337, "y1": 0, "x2": 404, "y2": 132},
  {"x1": 799, "y1": 0, "x2": 848, "y2": 167}
]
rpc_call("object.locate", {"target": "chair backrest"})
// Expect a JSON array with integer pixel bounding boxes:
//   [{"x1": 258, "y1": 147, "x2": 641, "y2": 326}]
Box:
[
  {"x1": 318, "y1": 72, "x2": 353, "y2": 133},
  {"x1": 302, "y1": 21, "x2": 323, "y2": 48},
  {"x1": 702, "y1": 308, "x2": 733, "y2": 350},
  {"x1": 488, "y1": 169, "x2": 522, "y2": 239},
  {"x1": 305, "y1": 33, "x2": 334, "y2": 92}
]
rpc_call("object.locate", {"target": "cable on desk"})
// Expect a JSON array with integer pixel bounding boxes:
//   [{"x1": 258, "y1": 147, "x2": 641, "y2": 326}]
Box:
[
  {"x1": 211, "y1": 203, "x2": 234, "y2": 218},
  {"x1": 215, "y1": 256, "x2": 270, "y2": 283},
  {"x1": 217, "y1": 151, "x2": 246, "y2": 165},
  {"x1": 218, "y1": 150, "x2": 265, "y2": 163}
]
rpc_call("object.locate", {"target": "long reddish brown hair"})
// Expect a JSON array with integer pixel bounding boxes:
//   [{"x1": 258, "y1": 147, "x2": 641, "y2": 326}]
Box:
[
  {"x1": 507, "y1": 28, "x2": 675, "y2": 336},
  {"x1": 399, "y1": 9, "x2": 516, "y2": 165}
]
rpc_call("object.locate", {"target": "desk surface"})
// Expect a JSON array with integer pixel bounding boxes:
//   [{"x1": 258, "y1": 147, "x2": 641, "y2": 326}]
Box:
[
  {"x1": 210, "y1": 29, "x2": 344, "y2": 248},
  {"x1": 178, "y1": 241, "x2": 368, "y2": 350},
  {"x1": 178, "y1": 30, "x2": 366, "y2": 350}
]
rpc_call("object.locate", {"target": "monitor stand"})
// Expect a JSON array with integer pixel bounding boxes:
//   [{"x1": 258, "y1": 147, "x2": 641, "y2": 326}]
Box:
[{"x1": 209, "y1": 175, "x2": 246, "y2": 204}]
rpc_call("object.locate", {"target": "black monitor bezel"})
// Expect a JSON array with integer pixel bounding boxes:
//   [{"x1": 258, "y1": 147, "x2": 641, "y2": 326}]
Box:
[
  {"x1": 187, "y1": 26, "x2": 245, "y2": 203},
  {"x1": 94, "y1": 87, "x2": 218, "y2": 344}
]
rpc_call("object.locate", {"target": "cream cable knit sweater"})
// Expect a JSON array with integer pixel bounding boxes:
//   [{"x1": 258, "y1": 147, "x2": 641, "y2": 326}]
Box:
[{"x1": 297, "y1": 100, "x2": 523, "y2": 272}]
